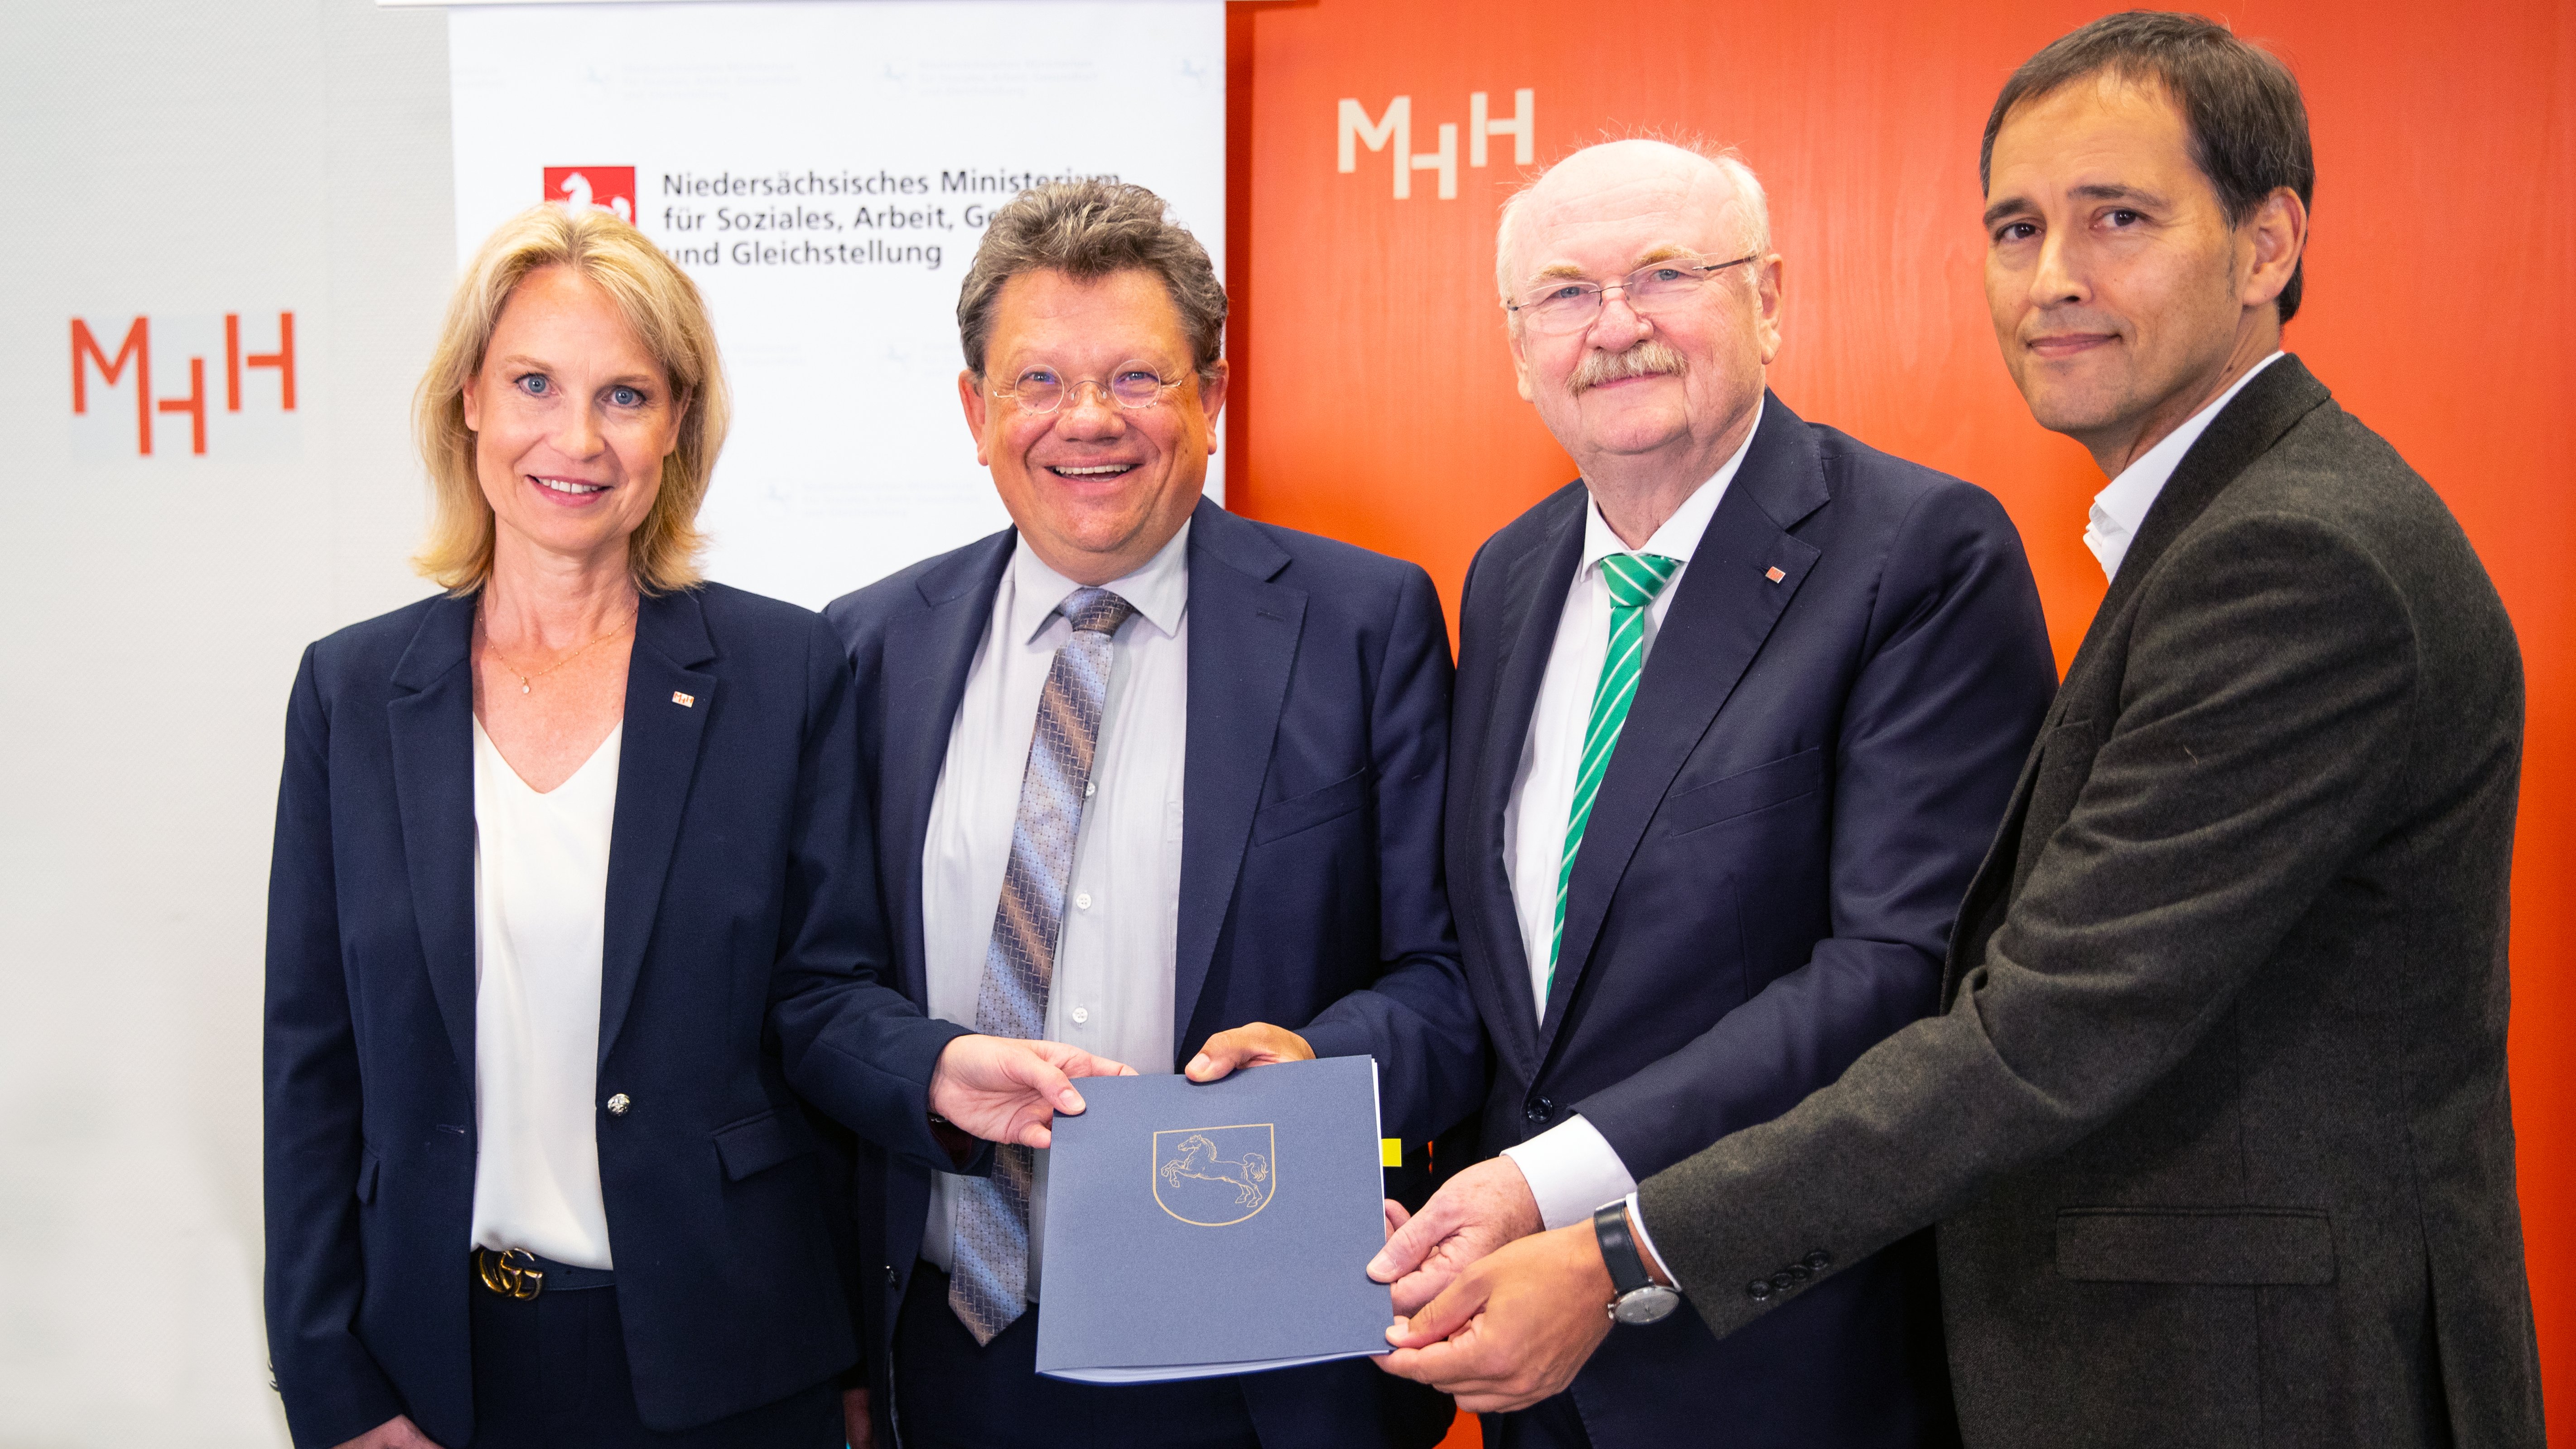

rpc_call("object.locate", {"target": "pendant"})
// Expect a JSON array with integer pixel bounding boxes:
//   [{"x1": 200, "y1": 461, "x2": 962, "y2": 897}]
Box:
[{"x1": 520, "y1": 679, "x2": 531, "y2": 695}]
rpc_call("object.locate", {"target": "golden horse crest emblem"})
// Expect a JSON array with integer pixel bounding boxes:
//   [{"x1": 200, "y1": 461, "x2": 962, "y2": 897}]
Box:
[{"x1": 1153, "y1": 1123, "x2": 1276, "y2": 1227}]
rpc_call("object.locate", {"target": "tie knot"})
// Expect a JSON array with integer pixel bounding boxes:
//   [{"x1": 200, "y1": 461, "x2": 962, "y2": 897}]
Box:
[
  {"x1": 1061, "y1": 587, "x2": 1137, "y2": 636},
  {"x1": 1601, "y1": 553, "x2": 1681, "y2": 609}
]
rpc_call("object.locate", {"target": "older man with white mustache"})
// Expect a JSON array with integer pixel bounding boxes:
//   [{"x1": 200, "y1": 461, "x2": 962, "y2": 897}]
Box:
[{"x1": 1365, "y1": 139, "x2": 2060, "y2": 1449}]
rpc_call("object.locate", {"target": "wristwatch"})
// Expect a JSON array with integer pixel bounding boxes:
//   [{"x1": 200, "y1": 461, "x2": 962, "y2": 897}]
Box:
[{"x1": 1593, "y1": 1202, "x2": 1682, "y2": 1325}]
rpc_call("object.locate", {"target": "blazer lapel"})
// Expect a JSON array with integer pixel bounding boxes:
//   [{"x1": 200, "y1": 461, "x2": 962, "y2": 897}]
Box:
[
  {"x1": 882, "y1": 532, "x2": 1013, "y2": 1006},
  {"x1": 1941, "y1": 745, "x2": 2043, "y2": 1002},
  {"x1": 1468, "y1": 490, "x2": 1586, "y2": 1080},
  {"x1": 2066, "y1": 356, "x2": 2332, "y2": 671},
  {"x1": 1540, "y1": 396, "x2": 1827, "y2": 1047},
  {"x1": 1174, "y1": 499, "x2": 1304, "y2": 1063},
  {"x1": 597, "y1": 589, "x2": 717, "y2": 1066},
  {"x1": 386, "y1": 594, "x2": 481, "y2": 1082}
]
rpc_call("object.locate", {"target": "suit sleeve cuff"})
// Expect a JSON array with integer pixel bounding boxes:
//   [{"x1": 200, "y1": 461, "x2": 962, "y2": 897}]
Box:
[
  {"x1": 1500, "y1": 1115, "x2": 1637, "y2": 1231},
  {"x1": 278, "y1": 1353, "x2": 406, "y2": 1449},
  {"x1": 1289, "y1": 1016, "x2": 1375, "y2": 1065},
  {"x1": 1623, "y1": 1190, "x2": 1676, "y2": 1285}
]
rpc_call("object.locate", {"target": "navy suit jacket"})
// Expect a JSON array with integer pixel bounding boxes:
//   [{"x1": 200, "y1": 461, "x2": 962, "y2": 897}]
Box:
[
  {"x1": 824, "y1": 497, "x2": 1484, "y2": 1448},
  {"x1": 1448, "y1": 397, "x2": 2056, "y2": 1447},
  {"x1": 263, "y1": 583, "x2": 970, "y2": 1448}
]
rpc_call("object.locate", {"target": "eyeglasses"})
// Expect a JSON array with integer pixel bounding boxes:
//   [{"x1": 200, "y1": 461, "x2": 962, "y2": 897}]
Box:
[
  {"x1": 1505, "y1": 254, "x2": 1761, "y2": 335},
  {"x1": 989, "y1": 361, "x2": 1187, "y2": 415}
]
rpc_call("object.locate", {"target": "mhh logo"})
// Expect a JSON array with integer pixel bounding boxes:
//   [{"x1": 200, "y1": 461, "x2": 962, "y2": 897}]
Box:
[
  {"x1": 546, "y1": 166, "x2": 636, "y2": 223},
  {"x1": 1338, "y1": 89, "x2": 1534, "y2": 200},
  {"x1": 70, "y1": 312, "x2": 296, "y2": 458}
]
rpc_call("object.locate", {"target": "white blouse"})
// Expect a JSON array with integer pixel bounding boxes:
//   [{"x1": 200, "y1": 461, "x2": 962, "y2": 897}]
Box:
[{"x1": 468, "y1": 718, "x2": 622, "y2": 1269}]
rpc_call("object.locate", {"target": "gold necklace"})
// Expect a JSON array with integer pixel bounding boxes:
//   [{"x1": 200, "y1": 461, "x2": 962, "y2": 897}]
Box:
[{"x1": 479, "y1": 605, "x2": 636, "y2": 696}]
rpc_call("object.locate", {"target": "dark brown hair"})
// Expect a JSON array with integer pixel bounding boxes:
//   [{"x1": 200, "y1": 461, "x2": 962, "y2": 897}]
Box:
[
  {"x1": 956, "y1": 180, "x2": 1226, "y2": 381},
  {"x1": 1981, "y1": 11, "x2": 2314, "y2": 322}
]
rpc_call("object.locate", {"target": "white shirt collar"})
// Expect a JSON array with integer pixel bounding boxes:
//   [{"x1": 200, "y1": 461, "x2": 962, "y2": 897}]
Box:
[
  {"x1": 1579, "y1": 396, "x2": 1764, "y2": 572},
  {"x1": 1008, "y1": 517, "x2": 1193, "y2": 644},
  {"x1": 2084, "y1": 352, "x2": 2285, "y2": 582}
]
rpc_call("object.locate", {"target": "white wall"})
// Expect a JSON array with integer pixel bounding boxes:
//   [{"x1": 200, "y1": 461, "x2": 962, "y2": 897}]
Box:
[{"x1": 0, "y1": 1, "x2": 453, "y2": 1440}]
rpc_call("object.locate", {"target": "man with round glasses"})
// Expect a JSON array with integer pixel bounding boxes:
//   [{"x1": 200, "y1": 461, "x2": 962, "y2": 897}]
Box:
[
  {"x1": 825, "y1": 179, "x2": 1481, "y2": 1449},
  {"x1": 1366, "y1": 138, "x2": 2058, "y2": 1449}
]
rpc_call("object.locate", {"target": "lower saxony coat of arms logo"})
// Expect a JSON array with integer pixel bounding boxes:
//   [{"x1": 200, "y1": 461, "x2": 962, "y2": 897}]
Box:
[{"x1": 1153, "y1": 1123, "x2": 1277, "y2": 1226}]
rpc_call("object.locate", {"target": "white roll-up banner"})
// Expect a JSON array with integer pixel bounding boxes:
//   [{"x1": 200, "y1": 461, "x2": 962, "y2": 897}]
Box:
[{"x1": 449, "y1": 0, "x2": 1228, "y2": 607}]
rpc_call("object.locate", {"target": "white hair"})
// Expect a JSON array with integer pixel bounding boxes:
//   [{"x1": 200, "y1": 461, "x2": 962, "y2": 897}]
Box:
[{"x1": 1494, "y1": 139, "x2": 1772, "y2": 306}]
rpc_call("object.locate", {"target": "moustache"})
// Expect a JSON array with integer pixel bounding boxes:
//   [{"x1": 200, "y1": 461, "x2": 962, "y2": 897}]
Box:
[{"x1": 1569, "y1": 340, "x2": 1688, "y2": 394}]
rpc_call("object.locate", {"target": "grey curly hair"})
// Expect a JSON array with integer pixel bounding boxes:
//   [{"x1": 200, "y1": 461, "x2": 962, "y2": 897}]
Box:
[{"x1": 955, "y1": 179, "x2": 1227, "y2": 382}]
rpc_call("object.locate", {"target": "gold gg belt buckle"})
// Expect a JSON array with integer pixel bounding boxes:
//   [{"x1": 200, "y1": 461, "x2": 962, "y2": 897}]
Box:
[{"x1": 475, "y1": 1246, "x2": 545, "y2": 1299}]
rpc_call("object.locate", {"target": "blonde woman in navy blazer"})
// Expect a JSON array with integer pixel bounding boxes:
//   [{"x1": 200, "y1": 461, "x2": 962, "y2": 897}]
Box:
[{"x1": 264, "y1": 204, "x2": 1124, "y2": 1449}]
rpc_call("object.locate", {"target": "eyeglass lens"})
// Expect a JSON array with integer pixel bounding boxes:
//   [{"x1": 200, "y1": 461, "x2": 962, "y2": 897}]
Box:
[
  {"x1": 1518, "y1": 262, "x2": 1733, "y2": 333},
  {"x1": 1005, "y1": 362, "x2": 1174, "y2": 413}
]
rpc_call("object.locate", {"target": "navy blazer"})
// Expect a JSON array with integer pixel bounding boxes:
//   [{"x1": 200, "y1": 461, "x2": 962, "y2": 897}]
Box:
[
  {"x1": 263, "y1": 583, "x2": 971, "y2": 1448},
  {"x1": 824, "y1": 498, "x2": 1482, "y2": 1448},
  {"x1": 1448, "y1": 397, "x2": 2057, "y2": 1447}
]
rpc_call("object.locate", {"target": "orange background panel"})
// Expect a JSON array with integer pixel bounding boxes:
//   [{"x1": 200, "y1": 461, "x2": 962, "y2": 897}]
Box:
[{"x1": 1223, "y1": 0, "x2": 2576, "y2": 1435}]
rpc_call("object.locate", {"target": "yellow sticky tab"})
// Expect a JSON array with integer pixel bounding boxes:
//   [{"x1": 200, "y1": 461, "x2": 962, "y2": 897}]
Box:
[{"x1": 1381, "y1": 1138, "x2": 1404, "y2": 1167}]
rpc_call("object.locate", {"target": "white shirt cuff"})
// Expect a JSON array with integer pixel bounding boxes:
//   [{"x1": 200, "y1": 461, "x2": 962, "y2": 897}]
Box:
[
  {"x1": 1623, "y1": 1190, "x2": 1675, "y2": 1285},
  {"x1": 1500, "y1": 1115, "x2": 1637, "y2": 1231}
]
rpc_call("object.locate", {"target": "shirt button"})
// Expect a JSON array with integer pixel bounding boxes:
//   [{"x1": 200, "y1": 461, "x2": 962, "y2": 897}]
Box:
[
  {"x1": 1071, "y1": 1006, "x2": 1090, "y2": 1024},
  {"x1": 1085, "y1": 780, "x2": 1096, "y2": 797},
  {"x1": 1075, "y1": 892, "x2": 1092, "y2": 910}
]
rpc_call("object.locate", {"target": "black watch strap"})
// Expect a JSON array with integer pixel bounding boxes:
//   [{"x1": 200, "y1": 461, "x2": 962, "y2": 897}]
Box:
[{"x1": 1593, "y1": 1202, "x2": 1653, "y2": 1297}]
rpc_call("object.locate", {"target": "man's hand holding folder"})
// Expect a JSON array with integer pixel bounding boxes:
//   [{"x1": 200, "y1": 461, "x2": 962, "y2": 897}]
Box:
[{"x1": 928, "y1": 1034, "x2": 1136, "y2": 1150}]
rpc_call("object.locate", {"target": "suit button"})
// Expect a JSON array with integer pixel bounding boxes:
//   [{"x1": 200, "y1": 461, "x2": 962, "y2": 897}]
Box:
[
  {"x1": 1525, "y1": 1097, "x2": 1555, "y2": 1123},
  {"x1": 1785, "y1": 1265, "x2": 1810, "y2": 1284},
  {"x1": 606, "y1": 1093, "x2": 631, "y2": 1116},
  {"x1": 1771, "y1": 1272, "x2": 1795, "y2": 1294},
  {"x1": 885, "y1": 1265, "x2": 900, "y2": 1286},
  {"x1": 1804, "y1": 1250, "x2": 1831, "y2": 1271},
  {"x1": 1746, "y1": 1280, "x2": 1773, "y2": 1302}
]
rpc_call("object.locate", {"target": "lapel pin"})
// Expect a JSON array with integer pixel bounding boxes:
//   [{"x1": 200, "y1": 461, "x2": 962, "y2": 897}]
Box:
[
  {"x1": 671, "y1": 691, "x2": 695, "y2": 707},
  {"x1": 1765, "y1": 566, "x2": 1786, "y2": 583}
]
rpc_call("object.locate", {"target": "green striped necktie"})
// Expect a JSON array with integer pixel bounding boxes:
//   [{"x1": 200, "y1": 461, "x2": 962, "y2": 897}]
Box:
[{"x1": 1548, "y1": 552, "x2": 1682, "y2": 999}]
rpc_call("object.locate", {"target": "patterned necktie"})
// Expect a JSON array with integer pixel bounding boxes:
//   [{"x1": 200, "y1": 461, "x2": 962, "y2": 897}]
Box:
[
  {"x1": 950, "y1": 585, "x2": 1135, "y2": 1345},
  {"x1": 1547, "y1": 553, "x2": 1681, "y2": 1001}
]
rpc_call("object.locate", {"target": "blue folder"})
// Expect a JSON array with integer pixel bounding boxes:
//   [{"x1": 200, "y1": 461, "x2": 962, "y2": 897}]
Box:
[{"x1": 1034, "y1": 1056, "x2": 1394, "y2": 1383}]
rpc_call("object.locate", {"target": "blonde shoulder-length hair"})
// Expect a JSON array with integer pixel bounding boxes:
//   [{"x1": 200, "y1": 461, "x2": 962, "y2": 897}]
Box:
[{"x1": 412, "y1": 203, "x2": 729, "y2": 595}]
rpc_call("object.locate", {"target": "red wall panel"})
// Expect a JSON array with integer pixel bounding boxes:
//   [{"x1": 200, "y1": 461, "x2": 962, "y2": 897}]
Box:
[{"x1": 1226, "y1": 0, "x2": 2576, "y2": 1432}]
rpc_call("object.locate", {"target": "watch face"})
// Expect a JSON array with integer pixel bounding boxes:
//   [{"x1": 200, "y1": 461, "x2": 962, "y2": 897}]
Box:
[{"x1": 1611, "y1": 1285, "x2": 1682, "y2": 1326}]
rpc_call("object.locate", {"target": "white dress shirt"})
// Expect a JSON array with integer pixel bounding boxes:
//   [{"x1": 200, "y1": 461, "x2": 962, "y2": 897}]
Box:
[
  {"x1": 1498, "y1": 403, "x2": 1763, "y2": 1231},
  {"x1": 2084, "y1": 352, "x2": 2285, "y2": 581},
  {"x1": 918, "y1": 522, "x2": 1192, "y2": 1298},
  {"x1": 468, "y1": 719, "x2": 622, "y2": 1269}
]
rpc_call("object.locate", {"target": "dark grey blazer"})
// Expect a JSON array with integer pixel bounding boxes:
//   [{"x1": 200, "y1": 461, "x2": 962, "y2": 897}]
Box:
[{"x1": 1635, "y1": 357, "x2": 2545, "y2": 1448}]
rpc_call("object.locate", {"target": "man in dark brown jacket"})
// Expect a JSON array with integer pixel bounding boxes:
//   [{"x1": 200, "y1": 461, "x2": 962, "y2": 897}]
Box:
[{"x1": 1379, "y1": 14, "x2": 2545, "y2": 1446}]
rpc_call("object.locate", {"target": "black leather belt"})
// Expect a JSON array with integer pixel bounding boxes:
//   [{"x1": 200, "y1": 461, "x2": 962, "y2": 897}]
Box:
[{"x1": 472, "y1": 1246, "x2": 614, "y2": 1299}]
